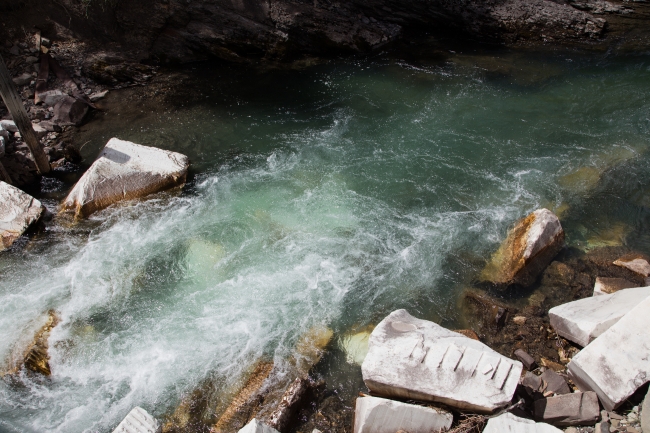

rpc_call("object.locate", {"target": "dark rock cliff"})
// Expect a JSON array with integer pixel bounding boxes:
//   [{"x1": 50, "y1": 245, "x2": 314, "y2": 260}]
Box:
[{"x1": 1, "y1": 0, "x2": 649, "y2": 64}]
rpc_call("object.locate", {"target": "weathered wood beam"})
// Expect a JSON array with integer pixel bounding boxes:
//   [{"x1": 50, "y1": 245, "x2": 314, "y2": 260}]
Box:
[{"x1": 0, "y1": 53, "x2": 50, "y2": 174}]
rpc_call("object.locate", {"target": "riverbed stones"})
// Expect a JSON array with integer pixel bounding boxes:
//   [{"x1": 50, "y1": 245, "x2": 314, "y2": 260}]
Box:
[
  {"x1": 483, "y1": 412, "x2": 563, "y2": 433},
  {"x1": 568, "y1": 296, "x2": 650, "y2": 411},
  {"x1": 533, "y1": 392, "x2": 600, "y2": 426},
  {"x1": 593, "y1": 277, "x2": 637, "y2": 296},
  {"x1": 549, "y1": 286, "x2": 650, "y2": 347},
  {"x1": 0, "y1": 181, "x2": 45, "y2": 251},
  {"x1": 353, "y1": 395, "x2": 453, "y2": 433},
  {"x1": 613, "y1": 256, "x2": 650, "y2": 277},
  {"x1": 361, "y1": 309, "x2": 523, "y2": 413},
  {"x1": 112, "y1": 407, "x2": 161, "y2": 433},
  {"x1": 481, "y1": 208, "x2": 565, "y2": 288},
  {"x1": 238, "y1": 418, "x2": 279, "y2": 433},
  {"x1": 62, "y1": 138, "x2": 190, "y2": 217}
]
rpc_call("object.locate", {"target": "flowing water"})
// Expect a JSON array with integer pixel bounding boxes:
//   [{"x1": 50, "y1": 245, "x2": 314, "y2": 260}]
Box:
[{"x1": 2, "y1": 48, "x2": 650, "y2": 432}]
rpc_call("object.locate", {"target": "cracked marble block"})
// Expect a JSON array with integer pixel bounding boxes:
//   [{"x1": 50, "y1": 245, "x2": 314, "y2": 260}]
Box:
[{"x1": 361, "y1": 309, "x2": 522, "y2": 413}]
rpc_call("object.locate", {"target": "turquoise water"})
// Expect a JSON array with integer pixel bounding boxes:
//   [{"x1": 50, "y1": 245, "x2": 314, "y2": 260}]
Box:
[{"x1": 1, "y1": 49, "x2": 650, "y2": 432}]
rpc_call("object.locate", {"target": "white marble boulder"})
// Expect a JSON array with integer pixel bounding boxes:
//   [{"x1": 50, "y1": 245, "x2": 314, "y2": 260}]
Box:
[
  {"x1": 361, "y1": 309, "x2": 523, "y2": 413},
  {"x1": 353, "y1": 396, "x2": 453, "y2": 433},
  {"x1": 112, "y1": 407, "x2": 161, "y2": 433},
  {"x1": 238, "y1": 418, "x2": 280, "y2": 433},
  {"x1": 62, "y1": 138, "x2": 189, "y2": 217},
  {"x1": 549, "y1": 286, "x2": 650, "y2": 347},
  {"x1": 568, "y1": 295, "x2": 650, "y2": 411},
  {"x1": 481, "y1": 209, "x2": 564, "y2": 288},
  {"x1": 0, "y1": 181, "x2": 45, "y2": 251},
  {"x1": 483, "y1": 412, "x2": 563, "y2": 433}
]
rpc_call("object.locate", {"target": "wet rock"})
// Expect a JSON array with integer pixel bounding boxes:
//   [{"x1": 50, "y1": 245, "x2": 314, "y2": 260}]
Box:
[
  {"x1": 113, "y1": 407, "x2": 162, "y2": 433},
  {"x1": 514, "y1": 316, "x2": 528, "y2": 325},
  {"x1": 361, "y1": 309, "x2": 523, "y2": 413},
  {"x1": 533, "y1": 391, "x2": 600, "y2": 426},
  {"x1": 593, "y1": 277, "x2": 638, "y2": 296},
  {"x1": 594, "y1": 421, "x2": 610, "y2": 433},
  {"x1": 12, "y1": 72, "x2": 32, "y2": 86},
  {"x1": 568, "y1": 296, "x2": 650, "y2": 411},
  {"x1": 62, "y1": 138, "x2": 190, "y2": 217},
  {"x1": 353, "y1": 395, "x2": 453, "y2": 433},
  {"x1": 0, "y1": 181, "x2": 45, "y2": 251},
  {"x1": 540, "y1": 370, "x2": 571, "y2": 396},
  {"x1": 481, "y1": 209, "x2": 565, "y2": 288},
  {"x1": 341, "y1": 329, "x2": 371, "y2": 365},
  {"x1": 268, "y1": 377, "x2": 312, "y2": 432},
  {"x1": 238, "y1": 419, "x2": 279, "y2": 433},
  {"x1": 613, "y1": 256, "x2": 650, "y2": 277},
  {"x1": 462, "y1": 290, "x2": 510, "y2": 333},
  {"x1": 53, "y1": 95, "x2": 88, "y2": 126},
  {"x1": 483, "y1": 412, "x2": 562, "y2": 433},
  {"x1": 549, "y1": 286, "x2": 650, "y2": 347},
  {"x1": 515, "y1": 349, "x2": 537, "y2": 370}
]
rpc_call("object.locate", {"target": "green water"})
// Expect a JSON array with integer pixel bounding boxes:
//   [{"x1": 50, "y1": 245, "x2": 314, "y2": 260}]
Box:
[{"x1": 1, "y1": 49, "x2": 650, "y2": 432}]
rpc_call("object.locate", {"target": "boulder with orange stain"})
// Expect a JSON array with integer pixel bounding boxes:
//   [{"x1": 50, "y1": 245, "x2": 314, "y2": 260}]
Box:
[{"x1": 481, "y1": 209, "x2": 564, "y2": 288}]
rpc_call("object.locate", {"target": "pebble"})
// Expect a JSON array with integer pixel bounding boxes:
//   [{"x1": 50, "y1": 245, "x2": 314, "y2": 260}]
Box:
[{"x1": 514, "y1": 316, "x2": 528, "y2": 325}]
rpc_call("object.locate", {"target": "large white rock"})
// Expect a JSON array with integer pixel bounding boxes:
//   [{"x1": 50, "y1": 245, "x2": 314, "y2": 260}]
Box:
[
  {"x1": 483, "y1": 412, "x2": 563, "y2": 433},
  {"x1": 353, "y1": 396, "x2": 452, "y2": 433},
  {"x1": 112, "y1": 407, "x2": 161, "y2": 433},
  {"x1": 480, "y1": 208, "x2": 564, "y2": 287},
  {"x1": 0, "y1": 181, "x2": 45, "y2": 251},
  {"x1": 549, "y1": 286, "x2": 650, "y2": 347},
  {"x1": 361, "y1": 309, "x2": 523, "y2": 413},
  {"x1": 62, "y1": 138, "x2": 189, "y2": 217},
  {"x1": 568, "y1": 296, "x2": 650, "y2": 411},
  {"x1": 238, "y1": 418, "x2": 280, "y2": 433}
]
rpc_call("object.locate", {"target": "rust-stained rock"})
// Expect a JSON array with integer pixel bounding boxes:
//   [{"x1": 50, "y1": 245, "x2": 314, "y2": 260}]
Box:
[
  {"x1": 453, "y1": 329, "x2": 480, "y2": 341},
  {"x1": 0, "y1": 181, "x2": 45, "y2": 251},
  {"x1": 62, "y1": 138, "x2": 189, "y2": 217},
  {"x1": 593, "y1": 277, "x2": 638, "y2": 296},
  {"x1": 2, "y1": 310, "x2": 59, "y2": 376},
  {"x1": 268, "y1": 377, "x2": 313, "y2": 432},
  {"x1": 481, "y1": 209, "x2": 565, "y2": 288},
  {"x1": 210, "y1": 361, "x2": 275, "y2": 433}
]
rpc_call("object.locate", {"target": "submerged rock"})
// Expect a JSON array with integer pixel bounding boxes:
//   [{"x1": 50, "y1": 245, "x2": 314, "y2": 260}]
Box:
[
  {"x1": 549, "y1": 286, "x2": 650, "y2": 347},
  {"x1": 593, "y1": 276, "x2": 637, "y2": 296},
  {"x1": 481, "y1": 209, "x2": 564, "y2": 288},
  {"x1": 2, "y1": 311, "x2": 59, "y2": 377},
  {"x1": 340, "y1": 329, "x2": 371, "y2": 365},
  {"x1": 483, "y1": 412, "x2": 562, "y2": 433},
  {"x1": 0, "y1": 181, "x2": 45, "y2": 251},
  {"x1": 568, "y1": 296, "x2": 650, "y2": 411},
  {"x1": 353, "y1": 395, "x2": 452, "y2": 433},
  {"x1": 613, "y1": 256, "x2": 650, "y2": 278},
  {"x1": 113, "y1": 407, "x2": 162, "y2": 433},
  {"x1": 361, "y1": 309, "x2": 522, "y2": 413},
  {"x1": 62, "y1": 138, "x2": 189, "y2": 217}
]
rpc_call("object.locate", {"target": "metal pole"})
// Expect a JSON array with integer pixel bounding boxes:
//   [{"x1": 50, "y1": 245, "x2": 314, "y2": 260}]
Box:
[{"x1": 0, "y1": 53, "x2": 50, "y2": 174}]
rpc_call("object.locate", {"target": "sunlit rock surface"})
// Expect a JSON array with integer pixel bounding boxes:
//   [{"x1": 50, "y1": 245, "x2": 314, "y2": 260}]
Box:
[
  {"x1": 481, "y1": 209, "x2": 564, "y2": 288},
  {"x1": 62, "y1": 138, "x2": 189, "y2": 217},
  {"x1": 549, "y1": 286, "x2": 650, "y2": 347},
  {"x1": 0, "y1": 181, "x2": 45, "y2": 251},
  {"x1": 483, "y1": 412, "x2": 562, "y2": 433},
  {"x1": 361, "y1": 309, "x2": 522, "y2": 413},
  {"x1": 593, "y1": 277, "x2": 637, "y2": 296},
  {"x1": 568, "y1": 296, "x2": 650, "y2": 411},
  {"x1": 353, "y1": 395, "x2": 452, "y2": 433}
]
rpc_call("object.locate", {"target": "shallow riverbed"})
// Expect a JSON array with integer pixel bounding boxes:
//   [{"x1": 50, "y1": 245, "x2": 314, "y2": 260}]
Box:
[{"x1": 1, "y1": 48, "x2": 650, "y2": 432}]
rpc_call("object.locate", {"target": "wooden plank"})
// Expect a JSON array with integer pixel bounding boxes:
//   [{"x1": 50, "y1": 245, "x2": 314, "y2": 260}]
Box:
[{"x1": 0, "y1": 53, "x2": 50, "y2": 174}]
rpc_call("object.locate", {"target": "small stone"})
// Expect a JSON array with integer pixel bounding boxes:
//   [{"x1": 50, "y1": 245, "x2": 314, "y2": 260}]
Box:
[
  {"x1": 514, "y1": 316, "x2": 528, "y2": 325},
  {"x1": 515, "y1": 349, "x2": 538, "y2": 370},
  {"x1": 540, "y1": 369, "x2": 571, "y2": 395},
  {"x1": 12, "y1": 72, "x2": 32, "y2": 86},
  {"x1": 0, "y1": 120, "x2": 18, "y2": 132},
  {"x1": 608, "y1": 412, "x2": 623, "y2": 420},
  {"x1": 613, "y1": 257, "x2": 650, "y2": 277},
  {"x1": 89, "y1": 90, "x2": 109, "y2": 101},
  {"x1": 523, "y1": 371, "x2": 543, "y2": 392},
  {"x1": 25, "y1": 56, "x2": 38, "y2": 63},
  {"x1": 40, "y1": 38, "x2": 51, "y2": 48},
  {"x1": 534, "y1": 391, "x2": 600, "y2": 426}
]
